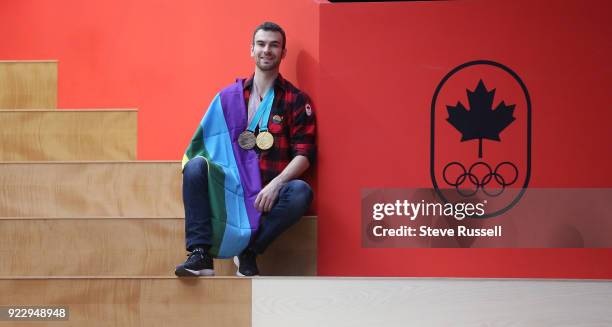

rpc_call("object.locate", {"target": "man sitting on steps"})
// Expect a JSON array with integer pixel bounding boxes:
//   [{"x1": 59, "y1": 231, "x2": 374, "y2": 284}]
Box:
[{"x1": 175, "y1": 21, "x2": 316, "y2": 277}]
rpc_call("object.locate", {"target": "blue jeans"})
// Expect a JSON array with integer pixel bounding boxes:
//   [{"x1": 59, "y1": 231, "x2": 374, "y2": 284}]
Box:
[{"x1": 182, "y1": 157, "x2": 313, "y2": 254}]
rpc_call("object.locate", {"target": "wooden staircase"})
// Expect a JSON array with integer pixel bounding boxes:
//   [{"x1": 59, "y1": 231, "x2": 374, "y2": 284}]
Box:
[{"x1": 0, "y1": 60, "x2": 315, "y2": 326}]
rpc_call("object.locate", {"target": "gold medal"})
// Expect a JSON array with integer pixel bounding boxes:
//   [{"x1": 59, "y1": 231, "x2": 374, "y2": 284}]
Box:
[
  {"x1": 238, "y1": 131, "x2": 256, "y2": 150},
  {"x1": 256, "y1": 131, "x2": 274, "y2": 150}
]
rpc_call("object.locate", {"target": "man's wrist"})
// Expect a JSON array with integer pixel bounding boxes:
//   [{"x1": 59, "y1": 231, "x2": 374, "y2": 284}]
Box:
[{"x1": 270, "y1": 176, "x2": 287, "y2": 187}]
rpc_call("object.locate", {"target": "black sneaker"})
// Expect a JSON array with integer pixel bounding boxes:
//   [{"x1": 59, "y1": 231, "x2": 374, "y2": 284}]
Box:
[
  {"x1": 175, "y1": 248, "x2": 214, "y2": 277},
  {"x1": 233, "y1": 248, "x2": 259, "y2": 277}
]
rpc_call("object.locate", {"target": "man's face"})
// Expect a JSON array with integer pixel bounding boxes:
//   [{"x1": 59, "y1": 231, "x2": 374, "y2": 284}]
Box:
[{"x1": 251, "y1": 29, "x2": 286, "y2": 72}]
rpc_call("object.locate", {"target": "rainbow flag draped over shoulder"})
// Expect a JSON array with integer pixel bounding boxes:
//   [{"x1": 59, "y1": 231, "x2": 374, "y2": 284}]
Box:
[{"x1": 182, "y1": 80, "x2": 262, "y2": 258}]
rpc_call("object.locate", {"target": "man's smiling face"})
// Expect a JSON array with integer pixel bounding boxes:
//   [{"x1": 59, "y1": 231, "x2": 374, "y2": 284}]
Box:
[{"x1": 251, "y1": 29, "x2": 286, "y2": 72}]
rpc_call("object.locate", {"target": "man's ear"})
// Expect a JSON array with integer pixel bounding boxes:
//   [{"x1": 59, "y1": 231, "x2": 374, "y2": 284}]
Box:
[
  {"x1": 281, "y1": 48, "x2": 287, "y2": 59},
  {"x1": 250, "y1": 44, "x2": 255, "y2": 58}
]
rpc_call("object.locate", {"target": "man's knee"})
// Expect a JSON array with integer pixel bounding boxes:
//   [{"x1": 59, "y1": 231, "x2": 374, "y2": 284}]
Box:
[
  {"x1": 284, "y1": 180, "x2": 313, "y2": 206},
  {"x1": 183, "y1": 157, "x2": 208, "y2": 181}
]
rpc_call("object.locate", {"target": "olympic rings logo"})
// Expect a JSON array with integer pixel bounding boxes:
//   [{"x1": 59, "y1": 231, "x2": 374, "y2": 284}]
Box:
[{"x1": 442, "y1": 161, "x2": 518, "y2": 197}]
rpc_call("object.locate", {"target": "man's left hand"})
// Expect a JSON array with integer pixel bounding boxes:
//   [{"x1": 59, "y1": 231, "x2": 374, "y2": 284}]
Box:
[{"x1": 255, "y1": 179, "x2": 284, "y2": 212}]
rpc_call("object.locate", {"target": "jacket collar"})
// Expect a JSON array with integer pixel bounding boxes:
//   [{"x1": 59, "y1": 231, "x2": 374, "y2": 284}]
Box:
[{"x1": 243, "y1": 73, "x2": 286, "y2": 92}]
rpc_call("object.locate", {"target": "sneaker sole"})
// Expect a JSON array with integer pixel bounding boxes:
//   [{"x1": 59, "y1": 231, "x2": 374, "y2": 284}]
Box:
[{"x1": 174, "y1": 266, "x2": 215, "y2": 277}]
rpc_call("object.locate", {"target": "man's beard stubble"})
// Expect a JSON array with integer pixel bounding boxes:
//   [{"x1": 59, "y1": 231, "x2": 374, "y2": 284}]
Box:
[{"x1": 256, "y1": 57, "x2": 281, "y2": 72}]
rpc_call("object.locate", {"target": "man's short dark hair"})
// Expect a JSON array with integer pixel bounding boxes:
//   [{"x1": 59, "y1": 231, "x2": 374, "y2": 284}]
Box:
[{"x1": 252, "y1": 22, "x2": 286, "y2": 50}]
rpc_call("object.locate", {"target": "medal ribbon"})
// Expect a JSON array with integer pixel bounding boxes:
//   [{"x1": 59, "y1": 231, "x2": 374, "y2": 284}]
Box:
[{"x1": 247, "y1": 87, "x2": 274, "y2": 133}]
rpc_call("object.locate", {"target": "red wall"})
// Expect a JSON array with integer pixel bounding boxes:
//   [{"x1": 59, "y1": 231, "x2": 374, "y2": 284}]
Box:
[{"x1": 317, "y1": 0, "x2": 612, "y2": 278}]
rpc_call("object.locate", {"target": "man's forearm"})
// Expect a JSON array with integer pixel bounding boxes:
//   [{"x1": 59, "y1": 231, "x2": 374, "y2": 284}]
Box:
[
  {"x1": 272, "y1": 155, "x2": 310, "y2": 185},
  {"x1": 254, "y1": 155, "x2": 310, "y2": 212}
]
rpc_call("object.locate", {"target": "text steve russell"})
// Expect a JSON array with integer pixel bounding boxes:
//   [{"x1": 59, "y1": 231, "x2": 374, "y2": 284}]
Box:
[{"x1": 372, "y1": 225, "x2": 502, "y2": 237}]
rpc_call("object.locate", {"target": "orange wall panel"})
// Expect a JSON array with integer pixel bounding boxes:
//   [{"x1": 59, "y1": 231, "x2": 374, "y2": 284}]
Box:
[{"x1": 0, "y1": 0, "x2": 320, "y2": 160}]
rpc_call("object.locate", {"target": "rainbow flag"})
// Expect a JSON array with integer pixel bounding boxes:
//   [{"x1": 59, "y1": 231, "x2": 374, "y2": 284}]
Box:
[{"x1": 182, "y1": 80, "x2": 262, "y2": 258}]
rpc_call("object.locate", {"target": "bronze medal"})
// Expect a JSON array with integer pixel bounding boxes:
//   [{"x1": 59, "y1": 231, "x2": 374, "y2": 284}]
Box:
[
  {"x1": 238, "y1": 131, "x2": 256, "y2": 150},
  {"x1": 256, "y1": 131, "x2": 274, "y2": 150}
]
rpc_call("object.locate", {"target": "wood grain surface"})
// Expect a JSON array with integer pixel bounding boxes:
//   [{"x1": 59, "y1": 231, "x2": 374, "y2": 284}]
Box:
[
  {"x1": 0, "y1": 110, "x2": 136, "y2": 160},
  {"x1": 0, "y1": 277, "x2": 251, "y2": 326},
  {"x1": 0, "y1": 161, "x2": 181, "y2": 218},
  {"x1": 0, "y1": 61, "x2": 57, "y2": 109},
  {"x1": 0, "y1": 217, "x2": 316, "y2": 276}
]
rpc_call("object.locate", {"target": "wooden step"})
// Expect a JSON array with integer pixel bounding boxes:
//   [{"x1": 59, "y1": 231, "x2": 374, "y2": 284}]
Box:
[
  {"x1": 0, "y1": 61, "x2": 57, "y2": 109},
  {"x1": 0, "y1": 161, "x2": 180, "y2": 218},
  {"x1": 0, "y1": 110, "x2": 136, "y2": 161},
  {"x1": 0, "y1": 217, "x2": 316, "y2": 276},
  {"x1": 0, "y1": 277, "x2": 250, "y2": 326}
]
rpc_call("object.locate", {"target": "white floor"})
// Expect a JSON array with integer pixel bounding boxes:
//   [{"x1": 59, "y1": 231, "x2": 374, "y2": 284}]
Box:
[{"x1": 253, "y1": 277, "x2": 612, "y2": 327}]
